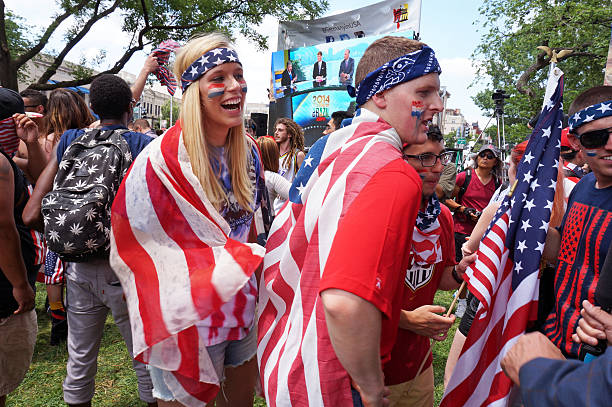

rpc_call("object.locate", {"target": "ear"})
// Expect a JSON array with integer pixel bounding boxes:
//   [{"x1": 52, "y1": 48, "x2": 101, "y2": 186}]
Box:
[
  {"x1": 370, "y1": 91, "x2": 387, "y2": 109},
  {"x1": 567, "y1": 132, "x2": 581, "y2": 151}
]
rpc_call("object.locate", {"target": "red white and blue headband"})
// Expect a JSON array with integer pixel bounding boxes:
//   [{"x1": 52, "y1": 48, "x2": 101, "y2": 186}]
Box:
[
  {"x1": 568, "y1": 100, "x2": 612, "y2": 133},
  {"x1": 347, "y1": 45, "x2": 441, "y2": 107},
  {"x1": 180, "y1": 47, "x2": 241, "y2": 92}
]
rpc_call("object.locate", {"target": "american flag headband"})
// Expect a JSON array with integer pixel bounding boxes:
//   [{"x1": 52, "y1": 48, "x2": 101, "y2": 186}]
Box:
[
  {"x1": 180, "y1": 47, "x2": 241, "y2": 92},
  {"x1": 568, "y1": 100, "x2": 612, "y2": 133},
  {"x1": 347, "y1": 46, "x2": 441, "y2": 107}
]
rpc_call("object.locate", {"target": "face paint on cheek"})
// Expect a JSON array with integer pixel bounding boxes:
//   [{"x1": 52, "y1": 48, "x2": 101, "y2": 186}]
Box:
[
  {"x1": 239, "y1": 80, "x2": 247, "y2": 93},
  {"x1": 207, "y1": 83, "x2": 226, "y2": 99},
  {"x1": 411, "y1": 101, "x2": 425, "y2": 119},
  {"x1": 586, "y1": 150, "x2": 597, "y2": 157}
]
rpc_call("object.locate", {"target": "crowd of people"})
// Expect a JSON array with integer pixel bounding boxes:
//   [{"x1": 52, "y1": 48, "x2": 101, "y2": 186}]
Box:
[{"x1": 0, "y1": 31, "x2": 611, "y2": 407}]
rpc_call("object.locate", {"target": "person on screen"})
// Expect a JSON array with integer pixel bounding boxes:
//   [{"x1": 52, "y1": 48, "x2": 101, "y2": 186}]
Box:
[
  {"x1": 281, "y1": 60, "x2": 297, "y2": 97},
  {"x1": 313, "y1": 51, "x2": 327, "y2": 87},
  {"x1": 339, "y1": 49, "x2": 355, "y2": 86}
]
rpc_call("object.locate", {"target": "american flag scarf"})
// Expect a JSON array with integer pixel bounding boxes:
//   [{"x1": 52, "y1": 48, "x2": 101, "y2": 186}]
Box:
[
  {"x1": 0, "y1": 117, "x2": 19, "y2": 157},
  {"x1": 412, "y1": 194, "x2": 442, "y2": 266},
  {"x1": 441, "y1": 67, "x2": 564, "y2": 407},
  {"x1": 257, "y1": 109, "x2": 404, "y2": 406},
  {"x1": 110, "y1": 122, "x2": 265, "y2": 406},
  {"x1": 152, "y1": 40, "x2": 181, "y2": 96}
]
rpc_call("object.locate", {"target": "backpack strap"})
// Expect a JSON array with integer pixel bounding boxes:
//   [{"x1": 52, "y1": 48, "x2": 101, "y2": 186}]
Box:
[{"x1": 457, "y1": 168, "x2": 471, "y2": 204}]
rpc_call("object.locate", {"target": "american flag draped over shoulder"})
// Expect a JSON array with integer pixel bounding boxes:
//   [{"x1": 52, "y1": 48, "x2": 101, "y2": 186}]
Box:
[
  {"x1": 110, "y1": 122, "x2": 265, "y2": 407},
  {"x1": 152, "y1": 40, "x2": 181, "y2": 95},
  {"x1": 441, "y1": 68, "x2": 564, "y2": 407},
  {"x1": 257, "y1": 109, "x2": 403, "y2": 406}
]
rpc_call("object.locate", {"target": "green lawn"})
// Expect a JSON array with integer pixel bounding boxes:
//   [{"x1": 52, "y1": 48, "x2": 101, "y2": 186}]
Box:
[{"x1": 7, "y1": 284, "x2": 458, "y2": 406}]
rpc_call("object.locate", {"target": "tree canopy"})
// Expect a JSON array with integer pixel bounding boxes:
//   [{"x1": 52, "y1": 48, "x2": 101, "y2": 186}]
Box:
[
  {"x1": 0, "y1": 0, "x2": 328, "y2": 91},
  {"x1": 472, "y1": 0, "x2": 612, "y2": 144}
]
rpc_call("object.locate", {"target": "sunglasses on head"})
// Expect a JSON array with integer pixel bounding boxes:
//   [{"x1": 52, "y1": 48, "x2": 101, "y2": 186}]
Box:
[
  {"x1": 575, "y1": 127, "x2": 612, "y2": 149},
  {"x1": 478, "y1": 151, "x2": 496, "y2": 160}
]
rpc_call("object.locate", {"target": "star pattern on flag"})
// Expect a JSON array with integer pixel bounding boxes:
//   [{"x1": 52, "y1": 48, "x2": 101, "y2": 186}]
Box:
[
  {"x1": 569, "y1": 99, "x2": 612, "y2": 131},
  {"x1": 180, "y1": 48, "x2": 241, "y2": 92}
]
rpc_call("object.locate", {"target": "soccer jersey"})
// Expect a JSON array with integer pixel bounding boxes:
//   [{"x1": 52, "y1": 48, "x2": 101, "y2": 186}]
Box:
[{"x1": 542, "y1": 172, "x2": 612, "y2": 357}]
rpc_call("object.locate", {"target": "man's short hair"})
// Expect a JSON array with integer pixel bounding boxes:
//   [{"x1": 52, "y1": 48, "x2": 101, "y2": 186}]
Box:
[
  {"x1": 427, "y1": 124, "x2": 443, "y2": 143},
  {"x1": 19, "y1": 89, "x2": 47, "y2": 111},
  {"x1": 355, "y1": 36, "x2": 426, "y2": 85},
  {"x1": 89, "y1": 74, "x2": 133, "y2": 120},
  {"x1": 133, "y1": 118, "x2": 151, "y2": 130},
  {"x1": 330, "y1": 111, "x2": 353, "y2": 130},
  {"x1": 569, "y1": 86, "x2": 612, "y2": 116},
  {"x1": 317, "y1": 51, "x2": 322, "y2": 56}
]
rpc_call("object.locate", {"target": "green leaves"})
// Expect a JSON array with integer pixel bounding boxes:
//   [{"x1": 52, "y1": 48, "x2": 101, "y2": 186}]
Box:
[{"x1": 473, "y1": 0, "x2": 612, "y2": 144}]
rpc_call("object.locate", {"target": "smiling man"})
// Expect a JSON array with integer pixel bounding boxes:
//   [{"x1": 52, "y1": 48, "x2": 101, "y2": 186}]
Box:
[
  {"x1": 258, "y1": 37, "x2": 443, "y2": 407},
  {"x1": 541, "y1": 86, "x2": 612, "y2": 359},
  {"x1": 383, "y1": 126, "x2": 462, "y2": 406}
]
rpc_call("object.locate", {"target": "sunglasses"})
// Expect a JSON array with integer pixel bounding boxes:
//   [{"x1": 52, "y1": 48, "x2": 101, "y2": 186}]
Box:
[
  {"x1": 478, "y1": 152, "x2": 496, "y2": 160},
  {"x1": 403, "y1": 151, "x2": 454, "y2": 167},
  {"x1": 576, "y1": 127, "x2": 612, "y2": 149}
]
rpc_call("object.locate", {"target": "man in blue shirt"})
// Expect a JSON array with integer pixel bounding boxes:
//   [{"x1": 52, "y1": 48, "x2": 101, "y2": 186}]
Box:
[{"x1": 24, "y1": 74, "x2": 156, "y2": 407}]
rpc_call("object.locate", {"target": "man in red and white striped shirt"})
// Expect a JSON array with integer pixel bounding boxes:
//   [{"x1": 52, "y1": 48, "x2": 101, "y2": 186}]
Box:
[{"x1": 258, "y1": 36, "x2": 444, "y2": 407}]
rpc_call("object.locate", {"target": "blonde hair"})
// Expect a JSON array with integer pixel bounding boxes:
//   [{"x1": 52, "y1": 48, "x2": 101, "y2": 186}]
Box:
[
  {"x1": 257, "y1": 136, "x2": 280, "y2": 173},
  {"x1": 173, "y1": 33, "x2": 253, "y2": 211}
]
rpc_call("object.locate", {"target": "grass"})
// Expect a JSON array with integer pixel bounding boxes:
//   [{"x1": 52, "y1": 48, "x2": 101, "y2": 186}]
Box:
[{"x1": 7, "y1": 284, "x2": 459, "y2": 406}]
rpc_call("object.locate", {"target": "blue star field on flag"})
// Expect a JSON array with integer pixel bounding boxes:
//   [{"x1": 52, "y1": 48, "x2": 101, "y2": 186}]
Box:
[{"x1": 493, "y1": 70, "x2": 564, "y2": 291}]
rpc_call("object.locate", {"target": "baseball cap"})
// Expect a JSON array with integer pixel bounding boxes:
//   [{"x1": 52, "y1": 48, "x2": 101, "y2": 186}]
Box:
[
  {"x1": 0, "y1": 88, "x2": 24, "y2": 120},
  {"x1": 476, "y1": 144, "x2": 500, "y2": 158}
]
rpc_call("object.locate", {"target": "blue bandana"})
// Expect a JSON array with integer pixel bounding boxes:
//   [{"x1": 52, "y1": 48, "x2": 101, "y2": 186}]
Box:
[
  {"x1": 347, "y1": 46, "x2": 441, "y2": 107},
  {"x1": 180, "y1": 47, "x2": 241, "y2": 92},
  {"x1": 568, "y1": 100, "x2": 612, "y2": 133}
]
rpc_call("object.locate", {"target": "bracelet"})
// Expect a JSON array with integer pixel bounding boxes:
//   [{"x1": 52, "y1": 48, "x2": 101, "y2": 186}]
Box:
[{"x1": 452, "y1": 267, "x2": 463, "y2": 284}]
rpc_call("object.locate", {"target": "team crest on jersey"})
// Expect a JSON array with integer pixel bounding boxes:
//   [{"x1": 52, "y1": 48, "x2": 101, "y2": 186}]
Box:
[{"x1": 405, "y1": 263, "x2": 434, "y2": 291}]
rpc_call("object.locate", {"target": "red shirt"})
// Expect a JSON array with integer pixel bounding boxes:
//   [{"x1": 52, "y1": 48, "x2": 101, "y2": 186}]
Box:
[
  {"x1": 383, "y1": 205, "x2": 455, "y2": 385},
  {"x1": 454, "y1": 170, "x2": 497, "y2": 235},
  {"x1": 320, "y1": 159, "x2": 422, "y2": 363}
]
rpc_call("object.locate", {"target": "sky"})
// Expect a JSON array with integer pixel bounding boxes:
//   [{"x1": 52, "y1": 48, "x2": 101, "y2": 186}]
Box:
[{"x1": 5, "y1": 0, "x2": 490, "y2": 125}]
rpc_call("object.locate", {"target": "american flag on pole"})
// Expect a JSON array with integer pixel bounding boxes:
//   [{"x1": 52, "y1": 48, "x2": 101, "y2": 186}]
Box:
[
  {"x1": 441, "y1": 67, "x2": 564, "y2": 407},
  {"x1": 257, "y1": 109, "x2": 404, "y2": 406},
  {"x1": 110, "y1": 123, "x2": 265, "y2": 406}
]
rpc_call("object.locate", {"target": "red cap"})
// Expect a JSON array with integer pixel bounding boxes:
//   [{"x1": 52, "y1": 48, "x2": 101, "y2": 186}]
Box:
[{"x1": 561, "y1": 127, "x2": 571, "y2": 149}]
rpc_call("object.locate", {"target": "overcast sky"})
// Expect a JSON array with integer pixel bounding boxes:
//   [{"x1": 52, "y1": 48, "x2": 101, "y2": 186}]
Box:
[{"x1": 5, "y1": 0, "x2": 490, "y2": 125}]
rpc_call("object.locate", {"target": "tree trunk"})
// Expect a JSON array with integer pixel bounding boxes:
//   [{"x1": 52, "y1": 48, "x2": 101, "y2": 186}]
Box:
[{"x1": 0, "y1": 55, "x2": 18, "y2": 91}]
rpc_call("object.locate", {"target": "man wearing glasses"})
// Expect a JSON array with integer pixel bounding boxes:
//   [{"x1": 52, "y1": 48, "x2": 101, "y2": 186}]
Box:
[
  {"x1": 383, "y1": 127, "x2": 464, "y2": 407},
  {"x1": 540, "y1": 86, "x2": 612, "y2": 359}
]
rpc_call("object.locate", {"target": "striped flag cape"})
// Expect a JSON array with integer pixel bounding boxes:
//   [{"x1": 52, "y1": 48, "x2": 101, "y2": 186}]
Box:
[
  {"x1": 152, "y1": 40, "x2": 181, "y2": 95},
  {"x1": 110, "y1": 122, "x2": 265, "y2": 406},
  {"x1": 0, "y1": 117, "x2": 19, "y2": 157},
  {"x1": 257, "y1": 109, "x2": 404, "y2": 406},
  {"x1": 441, "y1": 67, "x2": 564, "y2": 406}
]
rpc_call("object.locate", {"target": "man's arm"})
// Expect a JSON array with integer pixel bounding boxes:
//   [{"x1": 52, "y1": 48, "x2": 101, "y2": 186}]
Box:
[
  {"x1": 296, "y1": 150, "x2": 306, "y2": 170},
  {"x1": 131, "y1": 54, "x2": 159, "y2": 102},
  {"x1": 0, "y1": 155, "x2": 35, "y2": 314},
  {"x1": 321, "y1": 289, "x2": 388, "y2": 407},
  {"x1": 22, "y1": 150, "x2": 59, "y2": 231},
  {"x1": 13, "y1": 113, "x2": 47, "y2": 181},
  {"x1": 542, "y1": 226, "x2": 561, "y2": 264},
  {"x1": 572, "y1": 300, "x2": 612, "y2": 347}
]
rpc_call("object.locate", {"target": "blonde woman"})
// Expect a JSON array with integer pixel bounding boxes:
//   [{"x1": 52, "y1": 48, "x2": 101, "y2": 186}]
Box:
[{"x1": 110, "y1": 33, "x2": 269, "y2": 407}]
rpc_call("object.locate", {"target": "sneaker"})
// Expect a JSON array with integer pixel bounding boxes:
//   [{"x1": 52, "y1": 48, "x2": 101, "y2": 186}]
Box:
[
  {"x1": 50, "y1": 308, "x2": 68, "y2": 346},
  {"x1": 455, "y1": 298, "x2": 467, "y2": 318}
]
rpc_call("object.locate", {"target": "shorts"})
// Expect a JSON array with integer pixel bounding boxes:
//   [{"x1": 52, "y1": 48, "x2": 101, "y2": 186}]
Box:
[
  {"x1": 149, "y1": 325, "x2": 257, "y2": 401},
  {"x1": 387, "y1": 365, "x2": 434, "y2": 407},
  {"x1": 0, "y1": 310, "x2": 37, "y2": 396}
]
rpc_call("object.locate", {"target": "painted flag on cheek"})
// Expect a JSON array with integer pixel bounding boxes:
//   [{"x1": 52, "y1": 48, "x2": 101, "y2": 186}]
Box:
[{"x1": 207, "y1": 83, "x2": 226, "y2": 99}]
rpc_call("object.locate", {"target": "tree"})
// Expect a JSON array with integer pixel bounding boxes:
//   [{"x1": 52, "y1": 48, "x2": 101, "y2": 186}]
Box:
[
  {"x1": 472, "y1": 0, "x2": 612, "y2": 144},
  {"x1": 161, "y1": 97, "x2": 180, "y2": 128},
  {"x1": 0, "y1": 0, "x2": 328, "y2": 91}
]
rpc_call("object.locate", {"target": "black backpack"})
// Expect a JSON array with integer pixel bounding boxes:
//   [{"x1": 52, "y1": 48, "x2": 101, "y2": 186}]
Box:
[{"x1": 42, "y1": 128, "x2": 133, "y2": 262}]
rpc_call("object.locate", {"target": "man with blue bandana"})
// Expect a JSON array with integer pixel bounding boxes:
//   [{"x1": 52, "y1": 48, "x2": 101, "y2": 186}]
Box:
[
  {"x1": 540, "y1": 86, "x2": 612, "y2": 359},
  {"x1": 258, "y1": 36, "x2": 443, "y2": 407}
]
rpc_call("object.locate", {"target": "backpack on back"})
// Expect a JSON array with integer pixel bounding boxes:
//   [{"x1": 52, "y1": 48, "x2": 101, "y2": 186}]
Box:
[
  {"x1": 42, "y1": 128, "x2": 133, "y2": 262},
  {"x1": 456, "y1": 168, "x2": 501, "y2": 204}
]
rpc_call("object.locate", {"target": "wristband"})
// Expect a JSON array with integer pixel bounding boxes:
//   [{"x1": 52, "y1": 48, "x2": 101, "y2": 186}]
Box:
[{"x1": 452, "y1": 267, "x2": 463, "y2": 284}]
